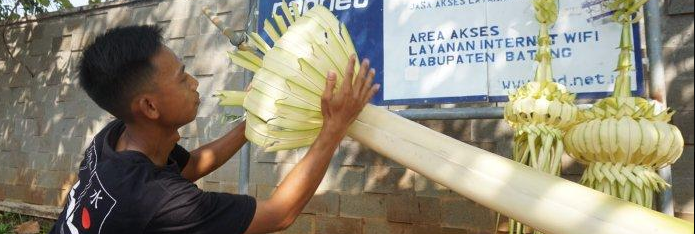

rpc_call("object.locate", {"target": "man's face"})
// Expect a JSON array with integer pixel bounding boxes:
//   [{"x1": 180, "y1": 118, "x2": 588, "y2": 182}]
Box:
[{"x1": 148, "y1": 46, "x2": 200, "y2": 128}]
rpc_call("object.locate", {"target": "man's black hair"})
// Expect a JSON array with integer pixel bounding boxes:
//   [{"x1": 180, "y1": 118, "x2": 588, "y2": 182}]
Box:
[{"x1": 79, "y1": 25, "x2": 164, "y2": 121}]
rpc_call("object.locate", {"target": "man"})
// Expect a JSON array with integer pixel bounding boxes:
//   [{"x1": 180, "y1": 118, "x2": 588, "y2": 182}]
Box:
[{"x1": 50, "y1": 25, "x2": 379, "y2": 234}]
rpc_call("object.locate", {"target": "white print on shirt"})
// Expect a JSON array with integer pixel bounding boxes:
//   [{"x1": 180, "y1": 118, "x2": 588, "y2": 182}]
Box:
[
  {"x1": 60, "y1": 139, "x2": 118, "y2": 234},
  {"x1": 64, "y1": 180, "x2": 80, "y2": 234},
  {"x1": 89, "y1": 190, "x2": 103, "y2": 209}
]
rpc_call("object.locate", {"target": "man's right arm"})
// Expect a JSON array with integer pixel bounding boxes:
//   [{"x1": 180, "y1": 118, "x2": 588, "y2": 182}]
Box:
[
  {"x1": 244, "y1": 125, "x2": 344, "y2": 233},
  {"x1": 243, "y1": 55, "x2": 379, "y2": 234}
]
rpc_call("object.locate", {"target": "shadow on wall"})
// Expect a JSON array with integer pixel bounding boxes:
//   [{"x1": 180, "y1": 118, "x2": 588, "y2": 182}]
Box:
[
  {"x1": 662, "y1": 8, "x2": 694, "y2": 219},
  {"x1": 0, "y1": 14, "x2": 113, "y2": 208}
]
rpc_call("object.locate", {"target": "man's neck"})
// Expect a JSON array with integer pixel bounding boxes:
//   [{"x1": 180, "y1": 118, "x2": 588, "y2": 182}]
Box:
[{"x1": 116, "y1": 122, "x2": 180, "y2": 167}]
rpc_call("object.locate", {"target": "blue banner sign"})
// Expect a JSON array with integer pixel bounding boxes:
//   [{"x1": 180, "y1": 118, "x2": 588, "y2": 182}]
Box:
[{"x1": 257, "y1": 0, "x2": 643, "y2": 105}]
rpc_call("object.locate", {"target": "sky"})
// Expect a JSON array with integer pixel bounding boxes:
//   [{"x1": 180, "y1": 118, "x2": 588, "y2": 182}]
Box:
[{"x1": 71, "y1": 0, "x2": 88, "y2": 8}]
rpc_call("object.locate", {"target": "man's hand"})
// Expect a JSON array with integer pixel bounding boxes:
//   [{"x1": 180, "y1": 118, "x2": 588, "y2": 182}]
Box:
[{"x1": 320, "y1": 55, "x2": 380, "y2": 136}]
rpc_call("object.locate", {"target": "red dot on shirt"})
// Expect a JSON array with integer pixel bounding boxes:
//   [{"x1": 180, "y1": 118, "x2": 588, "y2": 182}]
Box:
[{"x1": 81, "y1": 207, "x2": 91, "y2": 230}]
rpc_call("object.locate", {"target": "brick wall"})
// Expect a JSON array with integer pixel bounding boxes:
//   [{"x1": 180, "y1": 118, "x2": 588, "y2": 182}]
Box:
[{"x1": 0, "y1": 0, "x2": 692, "y2": 233}]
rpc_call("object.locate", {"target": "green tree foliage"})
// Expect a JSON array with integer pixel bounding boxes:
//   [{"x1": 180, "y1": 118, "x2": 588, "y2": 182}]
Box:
[{"x1": 2, "y1": 0, "x2": 74, "y2": 21}]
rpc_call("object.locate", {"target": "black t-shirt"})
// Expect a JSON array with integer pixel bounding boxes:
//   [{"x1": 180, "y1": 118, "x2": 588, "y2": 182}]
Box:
[{"x1": 50, "y1": 120, "x2": 256, "y2": 234}]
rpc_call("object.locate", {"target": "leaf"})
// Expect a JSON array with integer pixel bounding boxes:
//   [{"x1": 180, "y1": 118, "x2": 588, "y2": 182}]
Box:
[
  {"x1": 227, "y1": 51, "x2": 261, "y2": 73},
  {"x1": 248, "y1": 32, "x2": 271, "y2": 54},
  {"x1": 215, "y1": 90, "x2": 247, "y2": 106},
  {"x1": 38, "y1": 0, "x2": 50, "y2": 7},
  {"x1": 57, "y1": 0, "x2": 74, "y2": 9},
  {"x1": 263, "y1": 19, "x2": 281, "y2": 43}
]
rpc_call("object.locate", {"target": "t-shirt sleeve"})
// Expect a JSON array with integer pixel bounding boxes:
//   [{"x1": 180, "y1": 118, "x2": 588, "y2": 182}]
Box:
[
  {"x1": 170, "y1": 144, "x2": 190, "y2": 172},
  {"x1": 146, "y1": 177, "x2": 257, "y2": 234}
]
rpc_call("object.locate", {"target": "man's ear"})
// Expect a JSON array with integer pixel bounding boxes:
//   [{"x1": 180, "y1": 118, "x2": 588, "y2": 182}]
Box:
[{"x1": 135, "y1": 95, "x2": 160, "y2": 120}]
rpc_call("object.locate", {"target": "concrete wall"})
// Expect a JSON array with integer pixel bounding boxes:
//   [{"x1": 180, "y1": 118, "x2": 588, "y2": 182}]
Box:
[
  {"x1": 659, "y1": 0, "x2": 694, "y2": 222},
  {"x1": 0, "y1": 0, "x2": 692, "y2": 233}
]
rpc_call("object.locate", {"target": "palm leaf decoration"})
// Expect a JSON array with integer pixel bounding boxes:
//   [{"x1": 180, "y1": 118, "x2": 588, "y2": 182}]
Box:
[
  {"x1": 222, "y1": 2, "x2": 359, "y2": 151},
  {"x1": 500, "y1": 1, "x2": 578, "y2": 233},
  {"x1": 563, "y1": 0, "x2": 684, "y2": 209}
]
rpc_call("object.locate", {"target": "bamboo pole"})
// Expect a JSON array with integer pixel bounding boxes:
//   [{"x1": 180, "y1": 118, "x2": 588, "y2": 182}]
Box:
[{"x1": 348, "y1": 105, "x2": 693, "y2": 234}]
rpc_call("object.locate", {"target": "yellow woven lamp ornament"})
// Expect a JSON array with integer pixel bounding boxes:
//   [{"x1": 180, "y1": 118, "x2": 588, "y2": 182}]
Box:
[
  {"x1": 501, "y1": 1, "x2": 578, "y2": 233},
  {"x1": 206, "y1": 1, "x2": 693, "y2": 234},
  {"x1": 220, "y1": 1, "x2": 360, "y2": 151},
  {"x1": 563, "y1": 0, "x2": 684, "y2": 208}
]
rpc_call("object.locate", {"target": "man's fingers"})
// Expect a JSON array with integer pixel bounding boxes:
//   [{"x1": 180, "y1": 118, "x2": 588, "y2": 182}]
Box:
[
  {"x1": 341, "y1": 55, "x2": 356, "y2": 96},
  {"x1": 354, "y1": 59, "x2": 370, "y2": 96},
  {"x1": 360, "y1": 68, "x2": 376, "y2": 98},
  {"x1": 363, "y1": 83, "x2": 380, "y2": 104},
  {"x1": 322, "y1": 72, "x2": 337, "y2": 103}
]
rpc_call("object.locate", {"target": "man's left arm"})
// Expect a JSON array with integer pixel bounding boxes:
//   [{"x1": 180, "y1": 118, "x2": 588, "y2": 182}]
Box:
[{"x1": 182, "y1": 121, "x2": 247, "y2": 182}]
